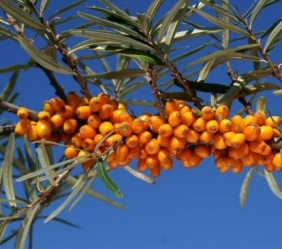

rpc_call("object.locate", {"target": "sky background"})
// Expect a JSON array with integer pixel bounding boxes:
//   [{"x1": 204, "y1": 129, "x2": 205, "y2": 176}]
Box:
[{"x1": 1, "y1": 0, "x2": 282, "y2": 248}]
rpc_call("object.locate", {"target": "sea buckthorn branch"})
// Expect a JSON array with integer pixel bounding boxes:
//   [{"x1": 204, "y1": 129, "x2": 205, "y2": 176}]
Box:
[{"x1": 25, "y1": 0, "x2": 92, "y2": 100}]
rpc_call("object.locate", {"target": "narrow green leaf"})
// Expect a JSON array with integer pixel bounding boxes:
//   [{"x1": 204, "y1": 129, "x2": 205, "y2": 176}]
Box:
[
  {"x1": 0, "y1": 1, "x2": 45, "y2": 31},
  {"x1": 217, "y1": 81, "x2": 245, "y2": 105},
  {"x1": 144, "y1": 0, "x2": 164, "y2": 31},
  {"x1": 0, "y1": 71, "x2": 19, "y2": 101},
  {"x1": 189, "y1": 7, "x2": 249, "y2": 36},
  {"x1": 256, "y1": 96, "x2": 267, "y2": 112},
  {"x1": 197, "y1": 58, "x2": 216, "y2": 82},
  {"x1": 160, "y1": 92, "x2": 204, "y2": 102},
  {"x1": 250, "y1": 0, "x2": 268, "y2": 28},
  {"x1": 36, "y1": 145, "x2": 54, "y2": 185},
  {"x1": 97, "y1": 158, "x2": 123, "y2": 198},
  {"x1": 48, "y1": 0, "x2": 87, "y2": 20},
  {"x1": 14, "y1": 203, "x2": 41, "y2": 249},
  {"x1": 0, "y1": 221, "x2": 8, "y2": 245},
  {"x1": 264, "y1": 19, "x2": 282, "y2": 52},
  {"x1": 240, "y1": 167, "x2": 255, "y2": 207},
  {"x1": 91, "y1": 69, "x2": 146, "y2": 80},
  {"x1": 40, "y1": 0, "x2": 51, "y2": 15},
  {"x1": 0, "y1": 64, "x2": 33, "y2": 74},
  {"x1": 17, "y1": 35, "x2": 74, "y2": 74},
  {"x1": 264, "y1": 170, "x2": 282, "y2": 199},
  {"x1": 0, "y1": 26, "x2": 17, "y2": 41},
  {"x1": 1, "y1": 133, "x2": 16, "y2": 208}
]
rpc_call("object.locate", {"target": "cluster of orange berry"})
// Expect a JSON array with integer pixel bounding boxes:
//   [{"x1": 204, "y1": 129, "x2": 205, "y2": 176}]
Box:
[{"x1": 14, "y1": 92, "x2": 282, "y2": 177}]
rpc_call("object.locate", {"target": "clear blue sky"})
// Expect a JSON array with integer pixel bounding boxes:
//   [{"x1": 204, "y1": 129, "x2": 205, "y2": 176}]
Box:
[{"x1": 2, "y1": 1, "x2": 282, "y2": 249}]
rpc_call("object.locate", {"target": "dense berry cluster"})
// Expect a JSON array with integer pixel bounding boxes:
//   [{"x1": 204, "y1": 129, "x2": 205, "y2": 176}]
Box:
[{"x1": 15, "y1": 92, "x2": 282, "y2": 177}]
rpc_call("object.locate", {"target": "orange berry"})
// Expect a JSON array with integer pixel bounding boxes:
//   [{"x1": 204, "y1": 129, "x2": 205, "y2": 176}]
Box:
[
  {"x1": 79, "y1": 125, "x2": 96, "y2": 139},
  {"x1": 149, "y1": 115, "x2": 165, "y2": 132},
  {"x1": 241, "y1": 151, "x2": 258, "y2": 166},
  {"x1": 206, "y1": 119, "x2": 219, "y2": 134},
  {"x1": 116, "y1": 144, "x2": 130, "y2": 164},
  {"x1": 175, "y1": 147, "x2": 192, "y2": 161},
  {"x1": 132, "y1": 118, "x2": 148, "y2": 134},
  {"x1": 258, "y1": 125, "x2": 274, "y2": 141},
  {"x1": 219, "y1": 119, "x2": 232, "y2": 133},
  {"x1": 273, "y1": 128, "x2": 282, "y2": 137},
  {"x1": 229, "y1": 133, "x2": 245, "y2": 148},
  {"x1": 50, "y1": 113, "x2": 65, "y2": 128},
  {"x1": 15, "y1": 119, "x2": 31, "y2": 136},
  {"x1": 159, "y1": 157, "x2": 174, "y2": 170},
  {"x1": 185, "y1": 129, "x2": 200, "y2": 144},
  {"x1": 272, "y1": 153, "x2": 282, "y2": 170},
  {"x1": 38, "y1": 111, "x2": 50, "y2": 121},
  {"x1": 249, "y1": 140, "x2": 272, "y2": 155},
  {"x1": 157, "y1": 148, "x2": 171, "y2": 163},
  {"x1": 108, "y1": 98, "x2": 119, "y2": 111},
  {"x1": 243, "y1": 124, "x2": 261, "y2": 141},
  {"x1": 26, "y1": 122, "x2": 39, "y2": 141},
  {"x1": 125, "y1": 134, "x2": 139, "y2": 148},
  {"x1": 145, "y1": 138, "x2": 160, "y2": 155},
  {"x1": 138, "y1": 131, "x2": 153, "y2": 145},
  {"x1": 82, "y1": 158, "x2": 96, "y2": 171},
  {"x1": 94, "y1": 133, "x2": 105, "y2": 146},
  {"x1": 99, "y1": 121, "x2": 114, "y2": 136},
  {"x1": 107, "y1": 152, "x2": 119, "y2": 169},
  {"x1": 254, "y1": 110, "x2": 266, "y2": 126},
  {"x1": 199, "y1": 130, "x2": 214, "y2": 144},
  {"x1": 201, "y1": 106, "x2": 214, "y2": 120},
  {"x1": 36, "y1": 120, "x2": 52, "y2": 139},
  {"x1": 223, "y1": 131, "x2": 236, "y2": 147},
  {"x1": 230, "y1": 159, "x2": 244, "y2": 173},
  {"x1": 181, "y1": 110, "x2": 196, "y2": 127},
  {"x1": 158, "y1": 123, "x2": 173, "y2": 137},
  {"x1": 137, "y1": 159, "x2": 148, "y2": 171},
  {"x1": 168, "y1": 111, "x2": 182, "y2": 127},
  {"x1": 89, "y1": 96, "x2": 101, "y2": 112},
  {"x1": 63, "y1": 118, "x2": 78, "y2": 134},
  {"x1": 128, "y1": 146, "x2": 141, "y2": 160},
  {"x1": 213, "y1": 133, "x2": 227, "y2": 150},
  {"x1": 213, "y1": 149, "x2": 228, "y2": 159},
  {"x1": 165, "y1": 99, "x2": 180, "y2": 116},
  {"x1": 266, "y1": 116, "x2": 281, "y2": 128},
  {"x1": 99, "y1": 104, "x2": 113, "y2": 120},
  {"x1": 145, "y1": 155, "x2": 159, "y2": 169},
  {"x1": 97, "y1": 93, "x2": 109, "y2": 106},
  {"x1": 17, "y1": 107, "x2": 29, "y2": 119},
  {"x1": 87, "y1": 114, "x2": 101, "y2": 129},
  {"x1": 231, "y1": 115, "x2": 245, "y2": 133},
  {"x1": 114, "y1": 122, "x2": 132, "y2": 137},
  {"x1": 215, "y1": 105, "x2": 229, "y2": 122},
  {"x1": 193, "y1": 117, "x2": 206, "y2": 132},
  {"x1": 228, "y1": 142, "x2": 249, "y2": 159},
  {"x1": 194, "y1": 145, "x2": 211, "y2": 158},
  {"x1": 82, "y1": 138, "x2": 95, "y2": 152},
  {"x1": 49, "y1": 98, "x2": 65, "y2": 112},
  {"x1": 119, "y1": 111, "x2": 133, "y2": 124},
  {"x1": 64, "y1": 146, "x2": 79, "y2": 159},
  {"x1": 157, "y1": 135, "x2": 170, "y2": 147},
  {"x1": 150, "y1": 164, "x2": 161, "y2": 177},
  {"x1": 76, "y1": 105, "x2": 92, "y2": 120},
  {"x1": 71, "y1": 133, "x2": 83, "y2": 148},
  {"x1": 105, "y1": 134, "x2": 123, "y2": 148},
  {"x1": 243, "y1": 114, "x2": 257, "y2": 127},
  {"x1": 169, "y1": 136, "x2": 186, "y2": 152},
  {"x1": 180, "y1": 105, "x2": 191, "y2": 115},
  {"x1": 264, "y1": 162, "x2": 275, "y2": 173},
  {"x1": 215, "y1": 156, "x2": 230, "y2": 170},
  {"x1": 67, "y1": 91, "x2": 81, "y2": 109},
  {"x1": 80, "y1": 97, "x2": 89, "y2": 105},
  {"x1": 43, "y1": 101, "x2": 55, "y2": 116},
  {"x1": 60, "y1": 105, "x2": 75, "y2": 118},
  {"x1": 139, "y1": 147, "x2": 148, "y2": 159},
  {"x1": 182, "y1": 152, "x2": 202, "y2": 168},
  {"x1": 173, "y1": 124, "x2": 189, "y2": 138}
]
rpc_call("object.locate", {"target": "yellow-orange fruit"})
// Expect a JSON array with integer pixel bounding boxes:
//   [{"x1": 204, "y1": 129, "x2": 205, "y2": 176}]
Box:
[
  {"x1": 87, "y1": 114, "x2": 101, "y2": 129},
  {"x1": 50, "y1": 113, "x2": 65, "y2": 128},
  {"x1": 94, "y1": 133, "x2": 105, "y2": 147},
  {"x1": 76, "y1": 105, "x2": 91, "y2": 120},
  {"x1": 43, "y1": 101, "x2": 55, "y2": 116},
  {"x1": 80, "y1": 97, "x2": 89, "y2": 105},
  {"x1": 157, "y1": 135, "x2": 170, "y2": 148},
  {"x1": 64, "y1": 146, "x2": 79, "y2": 159},
  {"x1": 158, "y1": 123, "x2": 173, "y2": 137},
  {"x1": 80, "y1": 154, "x2": 96, "y2": 171},
  {"x1": 177, "y1": 100, "x2": 186, "y2": 109},
  {"x1": 128, "y1": 146, "x2": 141, "y2": 160},
  {"x1": 125, "y1": 134, "x2": 139, "y2": 148},
  {"x1": 213, "y1": 149, "x2": 228, "y2": 159},
  {"x1": 215, "y1": 156, "x2": 230, "y2": 170},
  {"x1": 149, "y1": 115, "x2": 165, "y2": 132},
  {"x1": 266, "y1": 116, "x2": 281, "y2": 128},
  {"x1": 63, "y1": 118, "x2": 78, "y2": 134},
  {"x1": 206, "y1": 120, "x2": 219, "y2": 134},
  {"x1": 181, "y1": 110, "x2": 196, "y2": 127},
  {"x1": 223, "y1": 131, "x2": 236, "y2": 147},
  {"x1": 36, "y1": 120, "x2": 52, "y2": 139},
  {"x1": 15, "y1": 119, "x2": 31, "y2": 136},
  {"x1": 71, "y1": 133, "x2": 83, "y2": 148},
  {"x1": 108, "y1": 99, "x2": 119, "y2": 111},
  {"x1": 157, "y1": 148, "x2": 171, "y2": 163},
  {"x1": 194, "y1": 145, "x2": 211, "y2": 158},
  {"x1": 82, "y1": 138, "x2": 95, "y2": 152},
  {"x1": 168, "y1": 111, "x2": 182, "y2": 127},
  {"x1": 89, "y1": 96, "x2": 101, "y2": 112},
  {"x1": 215, "y1": 105, "x2": 229, "y2": 122},
  {"x1": 119, "y1": 111, "x2": 133, "y2": 124},
  {"x1": 17, "y1": 107, "x2": 29, "y2": 119},
  {"x1": 138, "y1": 131, "x2": 153, "y2": 145},
  {"x1": 219, "y1": 119, "x2": 232, "y2": 133},
  {"x1": 213, "y1": 133, "x2": 227, "y2": 150},
  {"x1": 175, "y1": 147, "x2": 192, "y2": 161},
  {"x1": 107, "y1": 152, "x2": 119, "y2": 169},
  {"x1": 139, "y1": 112, "x2": 151, "y2": 126},
  {"x1": 199, "y1": 130, "x2": 214, "y2": 144},
  {"x1": 169, "y1": 136, "x2": 186, "y2": 152},
  {"x1": 132, "y1": 118, "x2": 148, "y2": 134},
  {"x1": 110, "y1": 109, "x2": 123, "y2": 124},
  {"x1": 99, "y1": 104, "x2": 113, "y2": 120},
  {"x1": 97, "y1": 93, "x2": 109, "y2": 106},
  {"x1": 264, "y1": 162, "x2": 275, "y2": 173},
  {"x1": 272, "y1": 153, "x2": 282, "y2": 170},
  {"x1": 228, "y1": 142, "x2": 249, "y2": 159},
  {"x1": 249, "y1": 140, "x2": 272, "y2": 156},
  {"x1": 185, "y1": 129, "x2": 200, "y2": 144},
  {"x1": 79, "y1": 125, "x2": 96, "y2": 139},
  {"x1": 193, "y1": 117, "x2": 206, "y2": 132},
  {"x1": 145, "y1": 138, "x2": 160, "y2": 155},
  {"x1": 165, "y1": 99, "x2": 180, "y2": 116},
  {"x1": 231, "y1": 114, "x2": 245, "y2": 133},
  {"x1": 150, "y1": 164, "x2": 161, "y2": 177},
  {"x1": 105, "y1": 134, "x2": 122, "y2": 148},
  {"x1": 230, "y1": 159, "x2": 244, "y2": 173},
  {"x1": 201, "y1": 106, "x2": 214, "y2": 120},
  {"x1": 243, "y1": 115, "x2": 257, "y2": 127},
  {"x1": 243, "y1": 124, "x2": 261, "y2": 141},
  {"x1": 254, "y1": 110, "x2": 266, "y2": 126},
  {"x1": 137, "y1": 159, "x2": 148, "y2": 171},
  {"x1": 38, "y1": 111, "x2": 50, "y2": 121},
  {"x1": 60, "y1": 105, "x2": 75, "y2": 119},
  {"x1": 114, "y1": 122, "x2": 132, "y2": 137},
  {"x1": 258, "y1": 125, "x2": 274, "y2": 141},
  {"x1": 229, "y1": 133, "x2": 245, "y2": 148},
  {"x1": 273, "y1": 128, "x2": 282, "y2": 137},
  {"x1": 159, "y1": 157, "x2": 174, "y2": 170},
  {"x1": 173, "y1": 124, "x2": 189, "y2": 138},
  {"x1": 26, "y1": 122, "x2": 39, "y2": 141},
  {"x1": 115, "y1": 144, "x2": 129, "y2": 163},
  {"x1": 180, "y1": 105, "x2": 191, "y2": 115},
  {"x1": 49, "y1": 98, "x2": 65, "y2": 112},
  {"x1": 99, "y1": 121, "x2": 114, "y2": 136},
  {"x1": 241, "y1": 151, "x2": 258, "y2": 166},
  {"x1": 139, "y1": 147, "x2": 148, "y2": 160},
  {"x1": 182, "y1": 152, "x2": 202, "y2": 168},
  {"x1": 67, "y1": 91, "x2": 81, "y2": 109}
]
